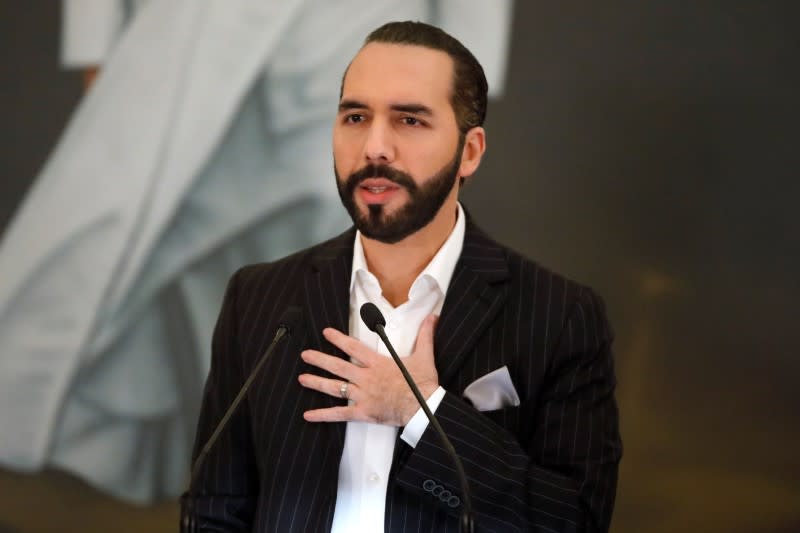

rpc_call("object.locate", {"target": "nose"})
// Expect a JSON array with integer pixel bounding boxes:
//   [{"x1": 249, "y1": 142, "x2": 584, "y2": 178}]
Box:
[{"x1": 362, "y1": 119, "x2": 395, "y2": 164}]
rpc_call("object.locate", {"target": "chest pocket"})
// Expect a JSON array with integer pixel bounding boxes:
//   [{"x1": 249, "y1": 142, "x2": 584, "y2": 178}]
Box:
[{"x1": 477, "y1": 405, "x2": 523, "y2": 438}]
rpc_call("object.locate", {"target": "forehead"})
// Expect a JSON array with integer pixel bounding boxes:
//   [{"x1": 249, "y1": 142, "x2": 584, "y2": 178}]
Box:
[{"x1": 342, "y1": 42, "x2": 454, "y2": 110}]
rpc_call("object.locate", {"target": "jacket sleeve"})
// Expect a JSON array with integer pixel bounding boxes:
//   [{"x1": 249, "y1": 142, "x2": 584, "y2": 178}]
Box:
[
  {"x1": 182, "y1": 269, "x2": 258, "y2": 532},
  {"x1": 394, "y1": 289, "x2": 622, "y2": 532}
]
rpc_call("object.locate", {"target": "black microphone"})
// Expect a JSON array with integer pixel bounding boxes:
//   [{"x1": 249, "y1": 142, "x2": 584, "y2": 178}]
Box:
[
  {"x1": 360, "y1": 302, "x2": 474, "y2": 533},
  {"x1": 181, "y1": 306, "x2": 303, "y2": 532}
]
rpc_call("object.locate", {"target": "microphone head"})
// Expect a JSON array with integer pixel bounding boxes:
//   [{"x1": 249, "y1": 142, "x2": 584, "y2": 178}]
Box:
[
  {"x1": 360, "y1": 302, "x2": 386, "y2": 332},
  {"x1": 278, "y1": 306, "x2": 303, "y2": 336}
]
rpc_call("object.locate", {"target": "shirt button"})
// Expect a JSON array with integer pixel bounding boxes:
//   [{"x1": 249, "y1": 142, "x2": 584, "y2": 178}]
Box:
[{"x1": 368, "y1": 473, "x2": 380, "y2": 483}]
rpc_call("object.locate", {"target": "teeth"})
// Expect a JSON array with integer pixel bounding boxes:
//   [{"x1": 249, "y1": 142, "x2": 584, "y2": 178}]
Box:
[{"x1": 367, "y1": 187, "x2": 387, "y2": 193}]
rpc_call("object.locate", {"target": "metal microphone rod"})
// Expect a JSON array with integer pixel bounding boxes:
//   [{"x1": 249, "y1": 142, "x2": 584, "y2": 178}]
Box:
[
  {"x1": 190, "y1": 326, "x2": 286, "y2": 482},
  {"x1": 373, "y1": 323, "x2": 474, "y2": 533},
  {"x1": 183, "y1": 315, "x2": 296, "y2": 532}
]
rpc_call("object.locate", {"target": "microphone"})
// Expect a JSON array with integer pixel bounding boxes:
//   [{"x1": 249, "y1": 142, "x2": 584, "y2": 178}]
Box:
[
  {"x1": 359, "y1": 302, "x2": 474, "y2": 533},
  {"x1": 181, "y1": 306, "x2": 303, "y2": 532}
]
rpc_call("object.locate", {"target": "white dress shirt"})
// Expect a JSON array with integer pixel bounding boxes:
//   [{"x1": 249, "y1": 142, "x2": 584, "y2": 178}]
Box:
[{"x1": 330, "y1": 203, "x2": 465, "y2": 532}]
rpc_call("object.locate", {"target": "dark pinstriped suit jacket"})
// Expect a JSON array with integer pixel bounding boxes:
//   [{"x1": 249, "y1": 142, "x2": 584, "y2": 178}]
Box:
[{"x1": 188, "y1": 218, "x2": 622, "y2": 532}]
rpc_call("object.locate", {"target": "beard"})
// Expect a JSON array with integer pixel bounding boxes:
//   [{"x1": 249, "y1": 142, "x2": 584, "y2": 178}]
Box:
[{"x1": 335, "y1": 142, "x2": 463, "y2": 244}]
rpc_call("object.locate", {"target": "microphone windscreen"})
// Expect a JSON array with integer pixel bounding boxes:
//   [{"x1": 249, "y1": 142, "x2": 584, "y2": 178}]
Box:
[
  {"x1": 278, "y1": 306, "x2": 303, "y2": 335},
  {"x1": 360, "y1": 302, "x2": 386, "y2": 332}
]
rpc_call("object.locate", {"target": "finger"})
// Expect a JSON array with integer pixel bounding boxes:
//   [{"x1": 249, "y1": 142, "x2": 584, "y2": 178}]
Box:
[
  {"x1": 413, "y1": 314, "x2": 439, "y2": 354},
  {"x1": 322, "y1": 328, "x2": 375, "y2": 366},
  {"x1": 298, "y1": 374, "x2": 355, "y2": 400},
  {"x1": 303, "y1": 406, "x2": 364, "y2": 423},
  {"x1": 301, "y1": 350, "x2": 360, "y2": 382}
]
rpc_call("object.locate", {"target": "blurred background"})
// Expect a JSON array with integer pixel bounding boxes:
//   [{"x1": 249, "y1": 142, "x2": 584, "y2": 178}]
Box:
[{"x1": 1, "y1": 1, "x2": 798, "y2": 532}]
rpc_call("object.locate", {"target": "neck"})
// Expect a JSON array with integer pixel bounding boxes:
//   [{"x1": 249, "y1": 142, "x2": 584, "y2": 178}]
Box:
[{"x1": 361, "y1": 200, "x2": 458, "y2": 307}]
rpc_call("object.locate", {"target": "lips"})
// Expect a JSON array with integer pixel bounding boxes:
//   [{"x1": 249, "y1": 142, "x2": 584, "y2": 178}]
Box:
[
  {"x1": 357, "y1": 178, "x2": 400, "y2": 203},
  {"x1": 359, "y1": 177, "x2": 399, "y2": 189}
]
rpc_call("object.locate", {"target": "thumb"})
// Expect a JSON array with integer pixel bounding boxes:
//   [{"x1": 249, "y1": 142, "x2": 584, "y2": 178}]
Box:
[{"x1": 413, "y1": 314, "x2": 439, "y2": 355}]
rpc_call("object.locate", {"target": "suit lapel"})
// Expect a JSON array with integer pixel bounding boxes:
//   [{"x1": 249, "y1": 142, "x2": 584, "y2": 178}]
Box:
[
  {"x1": 302, "y1": 228, "x2": 356, "y2": 447},
  {"x1": 435, "y1": 220, "x2": 509, "y2": 387}
]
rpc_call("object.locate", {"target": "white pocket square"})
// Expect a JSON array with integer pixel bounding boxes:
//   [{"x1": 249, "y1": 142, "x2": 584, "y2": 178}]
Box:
[{"x1": 463, "y1": 365, "x2": 520, "y2": 411}]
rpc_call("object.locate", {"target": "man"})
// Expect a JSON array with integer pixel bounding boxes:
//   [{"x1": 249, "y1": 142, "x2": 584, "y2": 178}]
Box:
[{"x1": 187, "y1": 21, "x2": 621, "y2": 532}]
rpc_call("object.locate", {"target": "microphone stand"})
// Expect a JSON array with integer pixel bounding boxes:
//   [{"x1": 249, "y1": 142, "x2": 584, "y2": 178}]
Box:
[
  {"x1": 182, "y1": 307, "x2": 301, "y2": 532},
  {"x1": 370, "y1": 320, "x2": 474, "y2": 533}
]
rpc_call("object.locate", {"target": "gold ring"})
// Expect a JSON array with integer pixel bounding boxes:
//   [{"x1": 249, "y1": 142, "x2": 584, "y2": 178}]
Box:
[{"x1": 339, "y1": 381, "x2": 349, "y2": 400}]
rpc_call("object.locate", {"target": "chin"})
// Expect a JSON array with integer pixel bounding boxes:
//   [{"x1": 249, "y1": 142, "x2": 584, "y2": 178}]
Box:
[{"x1": 359, "y1": 198, "x2": 403, "y2": 216}]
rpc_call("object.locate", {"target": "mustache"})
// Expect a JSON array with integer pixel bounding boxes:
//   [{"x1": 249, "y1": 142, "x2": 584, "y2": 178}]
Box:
[{"x1": 345, "y1": 164, "x2": 418, "y2": 192}]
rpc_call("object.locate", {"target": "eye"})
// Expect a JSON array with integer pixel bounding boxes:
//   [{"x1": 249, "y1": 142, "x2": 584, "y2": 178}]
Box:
[
  {"x1": 345, "y1": 114, "x2": 364, "y2": 124},
  {"x1": 402, "y1": 116, "x2": 421, "y2": 126}
]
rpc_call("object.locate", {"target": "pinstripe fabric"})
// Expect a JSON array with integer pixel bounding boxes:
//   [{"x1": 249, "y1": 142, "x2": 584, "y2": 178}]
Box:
[{"x1": 186, "y1": 218, "x2": 621, "y2": 532}]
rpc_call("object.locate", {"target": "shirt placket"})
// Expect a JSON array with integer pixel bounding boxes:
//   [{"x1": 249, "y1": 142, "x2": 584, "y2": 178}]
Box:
[{"x1": 360, "y1": 278, "x2": 396, "y2": 525}]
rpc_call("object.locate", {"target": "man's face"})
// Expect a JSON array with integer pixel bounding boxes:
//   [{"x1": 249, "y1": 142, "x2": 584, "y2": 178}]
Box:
[{"x1": 333, "y1": 42, "x2": 464, "y2": 244}]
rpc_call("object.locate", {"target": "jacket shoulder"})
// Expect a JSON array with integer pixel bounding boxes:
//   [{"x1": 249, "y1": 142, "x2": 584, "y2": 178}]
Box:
[
  {"x1": 232, "y1": 227, "x2": 355, "y2": 286},
  {"x1": 483, "y1": 232, "x2": 605, "y2": 319}
]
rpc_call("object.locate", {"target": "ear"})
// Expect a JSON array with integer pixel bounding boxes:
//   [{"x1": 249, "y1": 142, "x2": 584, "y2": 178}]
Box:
[{"x1": 457, "y1": 126, "x2": 486, "y2": 181}]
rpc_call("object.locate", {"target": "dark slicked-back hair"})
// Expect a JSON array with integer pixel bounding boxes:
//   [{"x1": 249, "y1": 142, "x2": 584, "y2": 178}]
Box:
[{"x1": 363, "y1": 21, "x2": 488, "y2": 134}]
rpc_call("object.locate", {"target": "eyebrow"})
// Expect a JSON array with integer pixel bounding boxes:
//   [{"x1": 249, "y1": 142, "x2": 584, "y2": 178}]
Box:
[
  {"x1": 338, "y1": 99, "x2": 368, "y2": 112},
  {"x1": 338, "y1": 99, "x2": 434, "y2": 116},
  {"x1": 391, "y1": 103, "x2": 433, "y2": 116}
]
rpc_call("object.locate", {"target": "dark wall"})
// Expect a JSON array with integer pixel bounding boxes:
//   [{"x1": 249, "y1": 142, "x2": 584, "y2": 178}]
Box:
[
  {"x1": 0, "y1": 3, "x2": 83, "y2": 230},
  {"x1": 1, "y1": 2, "x2": 799, "y2": 532},
  {"x1": 464, "y1": 2, "x2": 800, "y2": 531}
]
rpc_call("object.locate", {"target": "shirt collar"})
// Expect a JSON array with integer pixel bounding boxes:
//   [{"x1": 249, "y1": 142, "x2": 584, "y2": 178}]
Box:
[{"x1": 349, "y1": 202, "x2": 466, "y2": 297}]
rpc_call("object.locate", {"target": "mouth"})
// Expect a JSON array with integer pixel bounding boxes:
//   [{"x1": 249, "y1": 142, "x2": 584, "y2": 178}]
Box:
[{"x1": 357, "y1": 178, "x2": 401, "y2": 204}]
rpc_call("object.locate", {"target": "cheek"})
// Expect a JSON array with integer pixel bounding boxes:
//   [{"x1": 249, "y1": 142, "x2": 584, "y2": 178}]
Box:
[
  {"x1": 333, "y1": 135, "x2": 358, "y2": 171},
  {"x1": 407, "y1": 135, "x2": 458, "y2": 168},
  {"x1": 406, "y1": 154, "x2": 447, "y2": 181}
]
